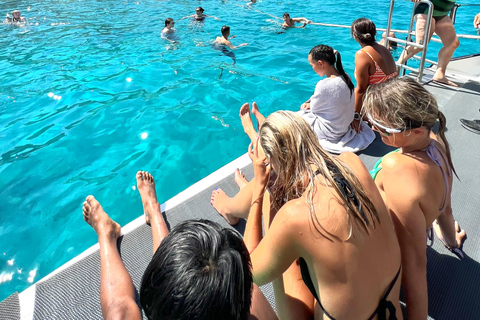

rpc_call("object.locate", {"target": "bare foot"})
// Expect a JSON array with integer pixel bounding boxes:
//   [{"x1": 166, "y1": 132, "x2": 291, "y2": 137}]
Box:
[
  {"x1": 433, "y1": 77, "x2": 458, "y2": 87},
  {"x1": 234, "y1": 168, "x2": 248, "y2": 189},
  {"x1": 210, "y1": 188, "x2": 240, "y2": 225},
  {"x1": 136, "y1": 171, "x2": 160, "y2": 225},
  {"x1": 240, "y1": 103, "x2": 257, "y2": 142},
  {"x1": 251, "y1": 102, "x2": 266, "y2": 129},
  {"x1": 433, "y1": 220, "x2": 467, "y2": 249},
  {"x1": 83, "y1": 195, "x2": 121, "y2": 240}
]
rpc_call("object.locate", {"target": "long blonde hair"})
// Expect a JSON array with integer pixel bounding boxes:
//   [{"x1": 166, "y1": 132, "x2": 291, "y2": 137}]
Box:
[
  {"x1": 259, "y1": 111, "x2": 379, "y2": 240},
  {"x1": 362, "y1": 77, "x2": 456, "y2": 177}
]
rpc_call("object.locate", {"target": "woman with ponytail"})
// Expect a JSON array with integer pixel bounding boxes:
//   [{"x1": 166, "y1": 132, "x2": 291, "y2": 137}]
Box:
[
  {"x1": 351, "y1": 18, "x2": 397, "y2": 133},
  {"x1": 363, "y1": 78, "x2": 467, "y2": 320},
  {"x1": 298, "y1": 44, "x2": 375, "y2": 154}
]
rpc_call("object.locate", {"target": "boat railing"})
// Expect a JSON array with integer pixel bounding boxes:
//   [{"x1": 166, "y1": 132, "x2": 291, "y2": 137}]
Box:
[{"x1": 387, "y1": 1, "x2": 480, "y2": 81}]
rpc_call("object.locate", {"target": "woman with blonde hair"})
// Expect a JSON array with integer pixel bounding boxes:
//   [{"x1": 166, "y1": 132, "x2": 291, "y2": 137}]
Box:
[
  {"x1": 224, "y1": 110, "x2": 402, "y2": 319},
  {"x1": 351, "y1": 18, "x2": 397, "y2": 133},
  {"x1": 362, "y1": 77, "x2": 467, "y2": 319}
]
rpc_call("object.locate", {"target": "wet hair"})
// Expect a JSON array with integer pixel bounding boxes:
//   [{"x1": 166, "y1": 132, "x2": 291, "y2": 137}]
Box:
[
  {"x1": 351, "y1": 18, "x2": 377, "y2": 45},
  {"x1": 283, "y1": 12, "x2": 290, "y2": 19},
  {"x1": 309, "y1": 45, "x2": 355, "y2": 96},
  {"x1": 196, "y1": 7, "x2": 205, "y2": 13},
  {"x1": 362, "y1": 77, "x2": 457, "y2": 177},
  {"x1": 165, "y1": 18, "x2": 173, "y2": 27},
  {"x1": 221, "y1": 25, "x2": 230, "y2": 37},
  {"x1": 259, "y1": 111, "x2": 379, "y2": 240},
  {"x1": 140, "y1": 219, "x2": 252, "y2": 320}
]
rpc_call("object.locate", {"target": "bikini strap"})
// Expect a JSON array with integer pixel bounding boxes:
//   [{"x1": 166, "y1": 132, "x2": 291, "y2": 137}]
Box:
[
  {"x1": 360, "y1": 49, "x2": 376, "y2": 62},
  {"x1": 367, "y1": 266, "x2": 401, "y2": 320}
]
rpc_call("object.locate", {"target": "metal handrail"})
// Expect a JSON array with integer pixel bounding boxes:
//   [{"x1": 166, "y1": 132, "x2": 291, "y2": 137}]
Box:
[{"x1": 386, "y1": 0, "x2": 434, "y2": 82}]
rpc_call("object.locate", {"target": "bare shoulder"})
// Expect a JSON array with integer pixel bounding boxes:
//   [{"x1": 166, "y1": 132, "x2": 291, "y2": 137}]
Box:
[{"x1": 338, "y1": 152, "x2": 369, "y2": 174}]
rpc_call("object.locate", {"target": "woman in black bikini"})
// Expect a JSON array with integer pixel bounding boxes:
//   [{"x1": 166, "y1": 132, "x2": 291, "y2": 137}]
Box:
[
  {"x1": 239, "y1": 111, "x2": 403, "y2": 319},
  {"x1": 179, "y1": 7, "x2": 220, "y2": 22}
]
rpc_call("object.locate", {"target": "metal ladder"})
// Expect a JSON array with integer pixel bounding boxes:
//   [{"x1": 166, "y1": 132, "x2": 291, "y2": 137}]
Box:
[{"x1": 384, "y1": 0, "x2": 435, "y2": 82}]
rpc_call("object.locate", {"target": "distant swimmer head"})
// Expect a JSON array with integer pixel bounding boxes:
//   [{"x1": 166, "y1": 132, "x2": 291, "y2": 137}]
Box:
[
  {"x1": 351, "y1": 18, "x2": 377, "y2": 45},
  {"x1": 165, "y1": 17, "x2": 174, "y2": 27},
  {"x1": 196, "y1": 7, "x2": 205, "y2": 14},
  {"x1": 12, "y1": 10, "x2": 21, "y2": 19},
  {"x1": 283, "y1": 12, "x2": 290, "y2": 20},
  {"x1": 221, "y1": 25, "x2": 230, "y2": 38}
]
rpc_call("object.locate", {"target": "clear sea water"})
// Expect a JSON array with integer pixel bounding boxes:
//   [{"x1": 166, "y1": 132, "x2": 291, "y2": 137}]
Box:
[{"x1": 0, "y1": 0, "x2": 479, "y2": 301}]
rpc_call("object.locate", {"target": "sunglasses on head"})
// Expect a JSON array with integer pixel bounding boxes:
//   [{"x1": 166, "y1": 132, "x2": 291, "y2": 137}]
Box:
[{"x1": 366, "y1": 113, "x2": 422, "y2": 136}]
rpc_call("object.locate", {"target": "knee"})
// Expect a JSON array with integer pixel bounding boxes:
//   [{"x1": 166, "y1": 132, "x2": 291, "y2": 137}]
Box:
[{"x1": 452, "y1": 37, "x2": 460, "y2": 49}]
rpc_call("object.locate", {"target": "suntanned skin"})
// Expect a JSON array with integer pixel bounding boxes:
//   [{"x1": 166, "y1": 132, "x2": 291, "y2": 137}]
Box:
[
  {"x1": 84, "y1": 171, "x2": 277, "y2": 320},
  {"x1": 474, "y1": 12, "x2": 480, "y2": 28},
  {"x1": 243, "y1": 138, "x2": 403, "y2": 320},
  {"x1": 352, "y1": 37, "x2": 397, "y2": 133},
  {"x1": 397, "y1": 0, "x2": 460, "y2": 86},
  {"x1": 372, "y1": 127, "x2": 466, "y2": 320},
  {"x1": 215, "y1": 28, "x2": 247, "y2": 50},
  {"x1": 282, "y1": 14, "x2": 311, "y2": 28}
]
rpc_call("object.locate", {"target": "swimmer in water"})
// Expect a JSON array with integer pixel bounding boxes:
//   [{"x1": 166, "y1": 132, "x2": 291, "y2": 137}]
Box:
[
  {"x1": 213, "y1": 25, "x2": 248, "y2": 65},
  {"x1": 161, "y1": 18, "x2": 178, "y2": 43},
  {"x1": 282, "y1": 12, "x2": 310, "y2": 28},
  {"x1": 379, "y1": 31, "x2": 398, "y2": 51},
  {"x1": 180, "y1": 7, "x2": 220, "y2": 22},
  {"x1": 5, "y1": 10, "x2": 25, "y2": 24}
]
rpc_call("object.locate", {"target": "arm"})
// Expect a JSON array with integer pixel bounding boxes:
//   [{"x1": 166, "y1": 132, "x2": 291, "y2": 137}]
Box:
[
  {"x1": 380, "y1": 155, "x2": 428, "y2": 320},
  {"x1": 178, "y1": 15, "x2": 192, "y2": 21},
  {"x1": 204, "y1": 14, "x2": 220, "y2": 21},
  {"x1": 243, "y1": 140, "x2": 299, "y2": 286},
  {"x1": 351, "y1": 50, "x2": 371, "y2": 132}
]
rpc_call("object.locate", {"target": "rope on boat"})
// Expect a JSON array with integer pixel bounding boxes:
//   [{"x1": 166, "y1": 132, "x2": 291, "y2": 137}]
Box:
[
  {"x1": 308, "y1": 22, "x2": 480, "y2": 40},
  {"x1": 247, "y1": 6, "x2": 480, "y2": 40}
]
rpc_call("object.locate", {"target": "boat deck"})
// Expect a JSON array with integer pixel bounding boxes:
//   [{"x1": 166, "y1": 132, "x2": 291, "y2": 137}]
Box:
[{"x1": 2, "y1": 54, "x2": 480, "y2": 320}]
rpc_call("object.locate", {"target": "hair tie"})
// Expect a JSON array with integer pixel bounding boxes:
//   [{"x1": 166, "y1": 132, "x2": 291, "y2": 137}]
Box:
[
  {"x1": 333, "y1": 49, "x2": 338, "y2": 55},
  {"x1": 365, "y1": 33, "x2": 371, "y2": 39}
]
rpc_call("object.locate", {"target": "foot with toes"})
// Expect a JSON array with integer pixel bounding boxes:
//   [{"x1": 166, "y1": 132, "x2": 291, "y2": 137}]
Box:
[
  {"x1": 83, "y1": 195, "x2": 121, "y2": 240},
  {"x1": 240, "y1": 103, "x2": 258, "y2": 142},
  {"x1": 234, "y1": 168, "x2": 249, "y2": 189},
  {"x1": 211, "y1": 188, "x2": 239, "y2": 225},
  {"x1": 136, "y1": 171, "x2": 160, "y2": 225}
]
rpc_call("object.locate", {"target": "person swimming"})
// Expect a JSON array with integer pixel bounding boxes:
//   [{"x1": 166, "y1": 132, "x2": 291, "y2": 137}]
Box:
[
  {"x1": 5, "y1": 10, "x2": 25, "y2": 25},
  {"x1": 179, "y1": 7, "x2": 220, "y2": 22},
  {"x1": 161, "y1": 18, "x2": 178, "y2": 43},
  {"x1": 213, "y1": 25, "x2": 248, "y2": 65},
  {"x1": 282, "y1": 12, "x2": 311, "y2": 28}
]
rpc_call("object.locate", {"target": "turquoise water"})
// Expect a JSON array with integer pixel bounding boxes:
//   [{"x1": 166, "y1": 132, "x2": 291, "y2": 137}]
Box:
[{"x1": 0, "y1": 0, "x2": 479, "y2": 301}]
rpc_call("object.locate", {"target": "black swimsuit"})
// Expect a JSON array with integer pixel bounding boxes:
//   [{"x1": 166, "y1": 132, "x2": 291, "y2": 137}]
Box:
[{"x1": 300, "y1": 167, "x2": 401, "y2": 320}]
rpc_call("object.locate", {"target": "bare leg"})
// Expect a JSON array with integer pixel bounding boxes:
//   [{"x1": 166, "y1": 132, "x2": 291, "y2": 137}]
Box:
[
  {"x1": 249, "y1": 284, "x2": 278, "y2": 320},
  {"x1": 397, "y1": 14, "x2": 434, "y2": 65},
  {"x1": 83, "y1": 196, "x2": 141, "y2": 320},
  {"x1": 240, "y1": 102, "x2": 258, "y2": 142},
  {"x1": 234, "y1": 168, "x2": 249, "y2": 189},
  {"x1": 432, "y1": 16, "x2": 459, "y2": 86},
  {"x1": 434, "y1": 206, "x2": 466, "y2": 249},
  {"x1": 252, "y1": 102, "x2": 266, "y2": 129},
  {"x1": 136, "y1": 171, "x2": 169, "y2": 254},
  {"x1": 210, "y1": 179, "x2": 256, "y2": 224}
]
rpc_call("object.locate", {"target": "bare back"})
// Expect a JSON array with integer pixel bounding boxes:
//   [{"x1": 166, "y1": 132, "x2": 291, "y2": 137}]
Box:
[{"x1": 283, "y1": 153, "x2": 402, "y2": 319}]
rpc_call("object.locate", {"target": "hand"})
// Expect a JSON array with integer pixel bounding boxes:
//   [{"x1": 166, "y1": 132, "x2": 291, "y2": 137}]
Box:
[
  {"x1": 350, "y1": 119, "x2": 362, "y2": 133},
  {"x1": 474, "y1": 13, "x2": 480, "y2": 28},
  {"x1": 300, "y1": 102, "x2": 310, "y2": 110},
  {"x1": 248, "y1": 138, "x2": 271, "y2": 189},
  {"x1": 230, "y1": 35, "x2": 237, "y2": 39}
]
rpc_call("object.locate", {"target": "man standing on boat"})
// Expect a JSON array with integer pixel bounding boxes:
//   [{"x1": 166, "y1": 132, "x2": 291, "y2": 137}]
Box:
[{"x1": 397, "y1": 0, "x2": 459, "y2": 86}]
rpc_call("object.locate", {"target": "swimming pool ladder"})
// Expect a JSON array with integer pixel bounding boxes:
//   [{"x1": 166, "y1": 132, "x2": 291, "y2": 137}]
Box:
[{"x1": 385, "y1": 0, "x2": 435, "y2": 82}]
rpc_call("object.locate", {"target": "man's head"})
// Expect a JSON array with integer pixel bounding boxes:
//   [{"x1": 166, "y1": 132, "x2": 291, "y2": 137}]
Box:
[
  {"x1": 165, "y1": 18, "x2": 174, "y2": 28},
  {"x1": 221, "y1": 25, "x2": 230, "y2": 38},
  {"x1": 12, "y1": 10, "x2": 21, "y2": 20},
  {"x1": 140, "y1": 220, "x2": 253, "y2": 320}
]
